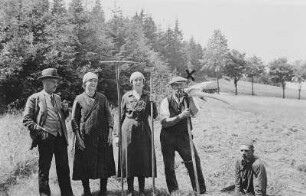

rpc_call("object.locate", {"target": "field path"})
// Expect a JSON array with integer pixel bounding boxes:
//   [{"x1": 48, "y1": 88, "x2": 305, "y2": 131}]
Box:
[{"x1": 6, "y1": 94, "x2": 306, "y2": 196}]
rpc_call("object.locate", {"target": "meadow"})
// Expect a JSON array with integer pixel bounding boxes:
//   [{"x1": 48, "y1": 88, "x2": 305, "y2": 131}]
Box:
[{"x1": 1, "y1": 81, "x2": 306, "y2": 196}]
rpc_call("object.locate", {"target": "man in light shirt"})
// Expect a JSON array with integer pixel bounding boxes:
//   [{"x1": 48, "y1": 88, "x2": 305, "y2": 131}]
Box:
[
  {"x1": 159, "y1": 76, "x2": 206, "y2": 194},
  {"x1": 23, "y1": 68, "x2": 74, "y2": 196}
]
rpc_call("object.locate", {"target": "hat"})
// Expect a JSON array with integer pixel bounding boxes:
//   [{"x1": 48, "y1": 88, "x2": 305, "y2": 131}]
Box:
[
  {"x1": 83, "y1": 72, "x2": 98, "y2": 84},
  {"x1": 38, "y1": 68, "x2": 61, "y2": 80},
  {"x1": 240, "y1": 139, "x2": 254, "y2": 149},
  {"x1": 168, "y1": 76, "x2": 187, "y2": 85},
  {"x1": 129, "y1": 71, "x2": 145, "y2": 83}
]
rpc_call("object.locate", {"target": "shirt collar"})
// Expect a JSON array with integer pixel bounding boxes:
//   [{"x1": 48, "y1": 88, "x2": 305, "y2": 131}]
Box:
[
  {"x1": 43, "y1": 90, "x2": 53, "y2": 99},
  {"x1": 173, "y1": 93, "x2": 184, "y2": 103}
]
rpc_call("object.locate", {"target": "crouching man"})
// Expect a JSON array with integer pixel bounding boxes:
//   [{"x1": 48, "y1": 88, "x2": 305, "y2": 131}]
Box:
[{"x1": 235, "y1": 140, "x2": 267, "y2": 196}]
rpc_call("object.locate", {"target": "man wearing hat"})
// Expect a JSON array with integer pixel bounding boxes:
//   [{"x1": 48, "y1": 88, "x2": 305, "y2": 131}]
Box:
[
  {"x1": 159, "y1": 76, "x2": 206, "y2": 194},
  {"x1": 235, "y1": 140, "x2": 267, "y2": 196},
  {"x1": 23, "y1": 68, "x2": 74, "y2": 196}
]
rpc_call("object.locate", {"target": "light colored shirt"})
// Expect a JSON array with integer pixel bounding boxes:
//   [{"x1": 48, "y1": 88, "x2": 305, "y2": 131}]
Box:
[{"x1": 159, "y1": 94, "x2": 199, "y2": 121}]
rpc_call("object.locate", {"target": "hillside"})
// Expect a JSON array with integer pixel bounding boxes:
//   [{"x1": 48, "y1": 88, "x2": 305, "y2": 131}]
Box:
[{"x1": 3, "y1": 93, "x2": 306, "y2": 196}]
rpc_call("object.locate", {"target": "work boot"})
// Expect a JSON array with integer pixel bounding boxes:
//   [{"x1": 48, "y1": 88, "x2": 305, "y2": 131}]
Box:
[{"x1": 139, "y1": 191, "x2": 145, "y2": 196}]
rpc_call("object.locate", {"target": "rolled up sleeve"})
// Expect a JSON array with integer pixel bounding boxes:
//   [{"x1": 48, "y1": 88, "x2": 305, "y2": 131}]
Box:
[
  {"x1": 253, "y1": 161, "x2": 267, "y2": 196},
  {"x1": 159, "y1": 98, "x2": 170, "y2": 121},
  {"x1": 188, "y1": 97, "x2": 199, "y2": 117}
]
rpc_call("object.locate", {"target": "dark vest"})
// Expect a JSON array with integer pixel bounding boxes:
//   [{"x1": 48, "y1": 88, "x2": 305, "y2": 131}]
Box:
[{"x1": 161, "y1": 95, "x2": 192, "y2": 135}]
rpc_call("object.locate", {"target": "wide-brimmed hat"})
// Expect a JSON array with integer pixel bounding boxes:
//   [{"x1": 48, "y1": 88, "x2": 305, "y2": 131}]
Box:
[
  {"x1": 168, "y1": 76, "x2": 187, "y2": 85},
  {"x1": 38, "y1": 68, "x2": 61, "y2": 80}
]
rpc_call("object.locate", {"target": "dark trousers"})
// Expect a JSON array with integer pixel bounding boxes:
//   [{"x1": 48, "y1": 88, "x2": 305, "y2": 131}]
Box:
[
  {"x1": 38, "y1": 134, "x2": 73, "y2": 196},
  {"x1": 160, "y1": 131, "x2": 206, "y2": 193}
]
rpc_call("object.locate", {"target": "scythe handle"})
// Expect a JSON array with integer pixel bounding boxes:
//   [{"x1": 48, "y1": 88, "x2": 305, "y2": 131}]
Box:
[
  {"x1": 115, "y1": 64, "x2": 124, "y2": 196},
  {"x1": 150, "y1": 76, "x2": 156, "y2": 196},
  {"x1": 184, "y1": 98, "x2": 200, "y2": 194}
]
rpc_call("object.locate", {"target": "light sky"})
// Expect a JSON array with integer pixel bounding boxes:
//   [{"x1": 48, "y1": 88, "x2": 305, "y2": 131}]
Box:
[{"x1": 90, "y1": 0, "x2": 306, "y2": 64}]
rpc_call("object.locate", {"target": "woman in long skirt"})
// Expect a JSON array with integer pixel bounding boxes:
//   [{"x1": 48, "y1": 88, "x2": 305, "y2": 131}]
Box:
[
  {"x1": 119, "y1": 71, "x2": 158, "y2": 196},
  {"x1": 71, "y1": 72, "x2": 115, "y2": 196}
]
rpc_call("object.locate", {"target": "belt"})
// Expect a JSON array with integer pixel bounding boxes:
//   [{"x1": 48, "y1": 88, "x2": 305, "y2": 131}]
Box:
[{"x1": 126, "y1": 115, "x2": 145, "y2": 122}]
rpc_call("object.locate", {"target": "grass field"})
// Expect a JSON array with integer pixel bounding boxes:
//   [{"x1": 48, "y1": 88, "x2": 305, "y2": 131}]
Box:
[
  {"x1": 1, "y1": 91, "x2": 305, "y2": 196},
  {"x1": 1, "y1": 80, "x2": 306, "y2": 196}
]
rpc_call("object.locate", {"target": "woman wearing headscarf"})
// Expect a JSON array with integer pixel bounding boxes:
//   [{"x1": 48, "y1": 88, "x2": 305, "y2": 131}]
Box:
[
  {"x1": 71, "y1": 72, "x2": 115, "y2": 196},
  {"x1": 119, "y1": 71, "x2": 158, "y2": 196}
]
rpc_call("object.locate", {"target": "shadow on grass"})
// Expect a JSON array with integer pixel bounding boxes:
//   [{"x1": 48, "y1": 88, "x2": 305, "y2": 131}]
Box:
[{"x1": 90, "y1": 188, "x2": 195, "y2": 196}]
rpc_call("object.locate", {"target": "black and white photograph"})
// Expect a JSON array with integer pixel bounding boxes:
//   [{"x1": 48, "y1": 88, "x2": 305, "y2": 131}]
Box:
[{"x1": 0, "y1": 0, "x2": 305, "y2": 195}]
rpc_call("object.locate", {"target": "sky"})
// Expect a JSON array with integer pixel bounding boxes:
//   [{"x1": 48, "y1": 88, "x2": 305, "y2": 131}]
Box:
[{"x1": 85, "y1": 0, "x2": 306, "y2": 64}]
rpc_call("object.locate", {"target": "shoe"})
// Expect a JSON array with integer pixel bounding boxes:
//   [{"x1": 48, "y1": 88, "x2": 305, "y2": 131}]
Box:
[
  {"x1": 82, "y1": 191, "x2": 93, "y2": 196},
  {"x1": 40, "y1": 193, "x2": 50, "y2": 196},
  {"x1": 98, "y1": 190, "x2": 107, "y2": 196},
  {"x1": 127, "y1": 190, "x2": 135, "y2": 196},
  {"x1": 199, "y1": 190, "x2": 206, "y2": 195}
]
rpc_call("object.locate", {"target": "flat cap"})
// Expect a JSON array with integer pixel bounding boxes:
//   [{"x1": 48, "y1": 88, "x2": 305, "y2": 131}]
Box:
[
  {"x1": 168, "y1": 76, "x2": 187, "y2": 85},
  {"x1": 240, "y1": 139, "x2": 254, "y2": 149}
]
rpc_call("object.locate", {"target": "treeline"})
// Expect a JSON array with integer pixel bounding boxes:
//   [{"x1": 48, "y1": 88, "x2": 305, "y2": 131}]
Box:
[
  {"x1": 202, "y1": 29, "x2": 306, "y2": 98},
  {"x1": 1, "y1": 0, "x2": 306, "y2": 112},
  {"x1": 0, "y1": 0, "x2": 189, "y2": 109}
]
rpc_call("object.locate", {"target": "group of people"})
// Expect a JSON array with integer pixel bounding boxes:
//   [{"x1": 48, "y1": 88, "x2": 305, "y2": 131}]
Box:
[{"x1": 23, "y1": 68, "x2": 267, "y2": 196}]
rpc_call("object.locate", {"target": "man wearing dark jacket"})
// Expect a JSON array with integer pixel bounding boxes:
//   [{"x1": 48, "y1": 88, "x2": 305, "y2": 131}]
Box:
[
  {"x1": 159, "y1": 76, "x2": 206, "y2": 194},
  {"x1": 235, "y1": 140, "x2": 267, "y2": 196},
  {"x1": 23, "y1": 68, "x2": 74, "y2": 196}
]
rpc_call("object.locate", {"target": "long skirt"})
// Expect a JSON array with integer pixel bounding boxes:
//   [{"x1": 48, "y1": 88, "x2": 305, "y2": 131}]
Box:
[
  {"x1": 118, "y1": 118, "x2": 156, "y2": 178},
  {"x1": 73, "y1": 131, "x2": 116, "y2": 180}
]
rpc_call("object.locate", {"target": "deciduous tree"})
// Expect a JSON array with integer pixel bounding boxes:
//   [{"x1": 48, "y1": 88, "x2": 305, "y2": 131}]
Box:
[
  {"x1": 269, "y1": 57, "x2": 294, "y2": 99},
  {"x1": 245, "y1": 56, "x2": 265, "y2": 95},
  {"x1": 224, "y1": 49, "x2": 247, "y2": 95},
  {"x1": 202, "y1": 29, "x2": 229, "y2": 93}
]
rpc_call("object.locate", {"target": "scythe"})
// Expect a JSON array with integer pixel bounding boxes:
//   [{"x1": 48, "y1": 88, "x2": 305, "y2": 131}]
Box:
[{"x1": 99, "y1": 60, "x2": 135, "y2": 196}]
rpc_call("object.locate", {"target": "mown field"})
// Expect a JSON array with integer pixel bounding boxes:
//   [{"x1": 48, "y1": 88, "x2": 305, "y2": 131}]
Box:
[{"x1": 1, "y1": 91, "x2": 305, "y2": 196}]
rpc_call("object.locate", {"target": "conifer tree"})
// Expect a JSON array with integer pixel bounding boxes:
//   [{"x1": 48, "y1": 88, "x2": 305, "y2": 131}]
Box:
[{"x1": 202, "y1": 29, "x2": 229, "y2": 93}]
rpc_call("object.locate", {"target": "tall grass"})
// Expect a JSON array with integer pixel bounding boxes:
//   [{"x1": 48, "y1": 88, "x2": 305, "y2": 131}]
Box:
[{"x1": 0, "y1": 114, "x2": 38, "y2": 191}]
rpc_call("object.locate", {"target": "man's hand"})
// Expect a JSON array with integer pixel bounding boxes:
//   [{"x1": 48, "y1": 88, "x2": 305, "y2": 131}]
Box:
[
  {"x1": 150, "y1": 94, "x2": 156, "y2": 102},
  {"x1": 179, "y1": 109, "x2": 191, "y2": 119},
  {"x1": 114, "y1": 136, "x2": 119, "y2": 147},
  {"x1": 37, "y1": 125, "x2": 48, "y2": 139},
  {"x1": 108, "y1": 128, "x2": 113, "y2": 146}
]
